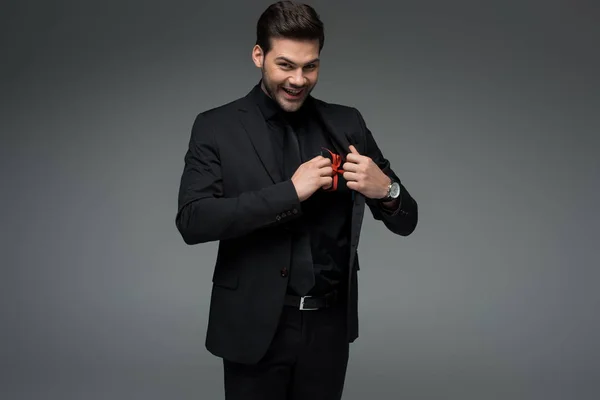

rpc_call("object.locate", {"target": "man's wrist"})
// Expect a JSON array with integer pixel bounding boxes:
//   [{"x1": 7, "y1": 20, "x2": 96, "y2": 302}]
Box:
[
  {"x1": 379, "y1": 176, "x2": 393, "y2": 200},
  {"x1": 379, "y1": 177, "x2": 402, "y2": 214}
]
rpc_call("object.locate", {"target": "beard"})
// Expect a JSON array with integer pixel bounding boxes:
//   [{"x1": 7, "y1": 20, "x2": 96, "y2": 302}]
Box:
[{"x1": 260, "y1": 67, "x2": 313, "y2": 113}]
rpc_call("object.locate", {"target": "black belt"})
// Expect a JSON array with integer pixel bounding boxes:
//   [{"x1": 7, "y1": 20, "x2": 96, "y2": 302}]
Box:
[{"x1": 284, "y1": 289, "x2": 339, "y2": 310}]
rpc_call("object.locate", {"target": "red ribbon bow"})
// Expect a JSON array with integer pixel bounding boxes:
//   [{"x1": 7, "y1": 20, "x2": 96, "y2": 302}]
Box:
[{"x1": 322, "y1": 148, "x2": 344, "y2": 191}]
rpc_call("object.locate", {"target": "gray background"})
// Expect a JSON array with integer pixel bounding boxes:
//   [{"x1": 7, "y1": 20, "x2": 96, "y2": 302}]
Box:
[{"x1": 2, "y1": 0, "x2": 599, "y2": 399}]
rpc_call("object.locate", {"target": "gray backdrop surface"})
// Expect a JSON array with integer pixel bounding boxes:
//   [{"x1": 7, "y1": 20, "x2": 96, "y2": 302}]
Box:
[{"x1": 2, "y1": 1, "x2": 599, "y2": 399}]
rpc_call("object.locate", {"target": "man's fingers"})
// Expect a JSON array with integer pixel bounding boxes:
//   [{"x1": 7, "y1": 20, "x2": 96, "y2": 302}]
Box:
[
  {"x1": 342, "y1": 161, "x2": 359, "y2": 172},
  {"x1": 346, "y1": 181, "x2": 358, "y2": 191},
  {"x1": 319, "y1": 166, "x2": 333, "y2": 176},
  {"x1": 349, "y1": 145, "x2": 360, "y2": 155},
  {"x1": 313, "y1": 157, "x2": 332, "y2": 168},
  {"x1": 345, "y1": 153, "x2": 362, "y2": 164},
  {"x1": 320, "y1": 176, "x2": 333, "y2": 188},
  {"x1": 306, "y1": 155, "x2": 325, "y2": 163},
  {"x1": 343, "y1": 171, "x2": 359, "y2": 182}
]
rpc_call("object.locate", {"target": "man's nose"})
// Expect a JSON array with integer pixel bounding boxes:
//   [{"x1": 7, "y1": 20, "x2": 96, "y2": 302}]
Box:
[{"x1": 289, "y1": 69, "x2": 306, "y2": 86}]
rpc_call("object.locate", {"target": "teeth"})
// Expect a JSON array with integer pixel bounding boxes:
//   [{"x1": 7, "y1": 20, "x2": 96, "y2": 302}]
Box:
[{"x1": 283, "y1": 88, "x2": 302, "y2": 95}]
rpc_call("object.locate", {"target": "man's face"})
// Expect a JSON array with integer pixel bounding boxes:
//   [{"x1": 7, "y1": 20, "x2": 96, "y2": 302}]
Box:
[{"x1": 252, "y1": 37, "x2": 320, "y2": 112}]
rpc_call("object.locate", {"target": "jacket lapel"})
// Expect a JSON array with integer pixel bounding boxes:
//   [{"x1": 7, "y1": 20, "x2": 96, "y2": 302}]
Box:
[
  {"x1": 312, "y1": 99, "x2": 353, "y2": 159},
  {"x1": 312, "y1": 98, "x2": 366, "y2": 270},
  {"x1": 237, "y1": 94, "x2": 284, "y2": 184}
]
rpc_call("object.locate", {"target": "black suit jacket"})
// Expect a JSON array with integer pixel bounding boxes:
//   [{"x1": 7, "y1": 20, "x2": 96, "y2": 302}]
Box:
[{"x1": 176, "y1": 87, "x2": 418, "y2": 364}]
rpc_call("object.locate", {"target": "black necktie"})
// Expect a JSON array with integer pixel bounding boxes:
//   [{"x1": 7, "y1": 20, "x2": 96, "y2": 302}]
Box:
[{"x1": 282, "y1": 119, "x2": 315, "y2": 296}]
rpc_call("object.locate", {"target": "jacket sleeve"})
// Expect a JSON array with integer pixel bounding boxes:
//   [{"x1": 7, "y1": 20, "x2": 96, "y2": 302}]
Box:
[
  {"x1": 175, "y1": 113, "x2": 302, "y2": 245},
  {"x1": 354, "y1": 108, "x2": 418, "y2": 236}
]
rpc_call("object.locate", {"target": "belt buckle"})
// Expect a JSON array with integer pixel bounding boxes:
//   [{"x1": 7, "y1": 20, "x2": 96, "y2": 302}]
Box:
[{"x1": 299, "y1": 295, "x2": 319, "y2": 311}]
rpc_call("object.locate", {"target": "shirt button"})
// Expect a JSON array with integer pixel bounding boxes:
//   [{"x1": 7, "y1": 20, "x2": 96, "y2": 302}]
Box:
[{"x1": 280, "y1": 267, "x2": 288, "y2": 277}]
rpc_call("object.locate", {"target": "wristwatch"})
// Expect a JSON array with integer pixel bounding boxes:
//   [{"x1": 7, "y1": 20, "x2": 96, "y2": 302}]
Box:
[{"x1": 381, "y1": 179, "x2": 401, "y2": 202}]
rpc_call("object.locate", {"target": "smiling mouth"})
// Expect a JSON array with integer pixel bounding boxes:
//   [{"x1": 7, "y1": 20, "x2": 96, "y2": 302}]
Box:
[{"x1": 281, "y1": 87, "x2": 304, "y2": 96}]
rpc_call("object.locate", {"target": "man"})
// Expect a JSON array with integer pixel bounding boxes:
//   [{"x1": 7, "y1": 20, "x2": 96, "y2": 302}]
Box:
[{"x1": 176, "y1": 1, "x2": 418, "y2": 399}]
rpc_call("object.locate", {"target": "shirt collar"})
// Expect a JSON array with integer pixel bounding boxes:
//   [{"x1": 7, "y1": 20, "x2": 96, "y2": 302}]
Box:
[{"x1": 253, "y1": 80, "x2": 281, "y2": 121}]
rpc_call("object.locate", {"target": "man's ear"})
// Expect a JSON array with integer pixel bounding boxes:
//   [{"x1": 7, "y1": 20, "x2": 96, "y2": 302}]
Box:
[{"x1": 252, "y1": 45, "x2": 264, "y2": 68}]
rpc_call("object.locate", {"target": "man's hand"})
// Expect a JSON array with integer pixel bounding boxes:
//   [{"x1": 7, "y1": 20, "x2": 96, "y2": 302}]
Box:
[
  {"x1": 291, "y1": 155, "x2": 333, "y2": 202},
  {"x1": 343, "y1": 145, "x2": 390, "y2": 199}
]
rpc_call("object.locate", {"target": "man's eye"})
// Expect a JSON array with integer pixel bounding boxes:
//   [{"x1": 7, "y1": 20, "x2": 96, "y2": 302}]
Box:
[
  {"x1": 279, "y1": 63, "x2": 292, "y2": 69},
  {"x1": 305, "y1": 64, "x2": 316, "y2": 70}
]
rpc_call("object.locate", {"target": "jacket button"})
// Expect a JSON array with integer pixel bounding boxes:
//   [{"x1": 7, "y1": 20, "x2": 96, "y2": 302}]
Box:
[
  {"x1": 280, "y1": 267, "x2": 288, "y2": 277},
  {"x1": 292, "y1": 208, "x2": 298, "y2": 214},
  {"x1": 276, "y1": 215, "x2": 281, "y2": 221}
]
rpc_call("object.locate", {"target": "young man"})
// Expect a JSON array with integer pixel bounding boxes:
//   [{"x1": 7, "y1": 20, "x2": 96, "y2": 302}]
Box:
[{"x1": 176, "y1": 1, "x2": 418, "y2": 399}]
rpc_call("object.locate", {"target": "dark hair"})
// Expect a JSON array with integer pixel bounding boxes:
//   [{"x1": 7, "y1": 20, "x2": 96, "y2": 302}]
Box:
[{"x1": 256, "y1": 1, "x2": 325, "y2": 54}]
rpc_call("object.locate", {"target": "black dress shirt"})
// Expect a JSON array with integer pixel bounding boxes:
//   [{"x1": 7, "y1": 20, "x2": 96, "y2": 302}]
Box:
[{"x1": 252, "y1": 82, "x2": 354, "y2": 295}]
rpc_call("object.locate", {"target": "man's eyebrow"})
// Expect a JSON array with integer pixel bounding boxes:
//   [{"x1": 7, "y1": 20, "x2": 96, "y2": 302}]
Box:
[{"x1": 274, "y1": 56, "x2": 320, "y2": 65}]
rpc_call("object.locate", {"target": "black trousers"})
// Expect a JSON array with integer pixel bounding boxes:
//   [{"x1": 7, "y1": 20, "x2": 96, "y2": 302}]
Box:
[{"x1": 222, "y1": 297, "x2": 350, "y2": 400}]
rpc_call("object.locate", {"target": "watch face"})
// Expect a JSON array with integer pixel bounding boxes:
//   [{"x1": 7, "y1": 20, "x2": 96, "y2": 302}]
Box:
[{"x1": 390, "y1": 182, "x2": 400, "y2": 198}]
